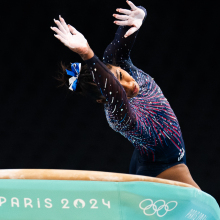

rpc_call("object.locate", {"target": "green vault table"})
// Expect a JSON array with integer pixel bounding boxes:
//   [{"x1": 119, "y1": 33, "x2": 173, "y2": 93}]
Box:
[{"x1": 0, "y1": 169, "x2": 219, "y2": 220}]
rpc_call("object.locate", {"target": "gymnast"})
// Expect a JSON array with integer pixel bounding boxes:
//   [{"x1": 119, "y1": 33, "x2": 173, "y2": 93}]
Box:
[{"x1": 51, "y1": 0, "x2": 200, "y2": 189}]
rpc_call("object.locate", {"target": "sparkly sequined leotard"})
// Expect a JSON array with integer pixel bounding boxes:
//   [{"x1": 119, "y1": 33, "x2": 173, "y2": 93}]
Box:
[{"x1": 85, "y1": 6, "x2": 186, "y2": 177}]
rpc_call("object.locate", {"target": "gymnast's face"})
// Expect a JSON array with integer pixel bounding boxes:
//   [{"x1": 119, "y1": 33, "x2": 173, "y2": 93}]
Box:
[
  {"x1": 110, "y1": 65, "x2": 140, "y2": 99},
  {"x1": 96, "y1": 65, "x2": 140, "y2": 103}
]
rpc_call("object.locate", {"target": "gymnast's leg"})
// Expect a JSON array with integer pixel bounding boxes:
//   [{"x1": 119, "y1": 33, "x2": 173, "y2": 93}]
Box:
[{"x1": 156, "y1": 164, "x2": 201, "y2": 190}]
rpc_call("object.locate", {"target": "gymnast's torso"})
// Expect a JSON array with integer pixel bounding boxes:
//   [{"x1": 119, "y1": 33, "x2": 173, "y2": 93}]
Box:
[{"x1": 104, "y1": 68, "x2": 186, "y2": 163}]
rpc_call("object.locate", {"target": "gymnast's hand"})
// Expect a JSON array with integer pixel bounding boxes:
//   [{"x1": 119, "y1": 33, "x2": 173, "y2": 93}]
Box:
[
  {"x1": 51, "y1": 16, "x2": 90, "y2": 55},
  {"x1": 113, "y1": 0, "x2": 146, "y2": 38}
]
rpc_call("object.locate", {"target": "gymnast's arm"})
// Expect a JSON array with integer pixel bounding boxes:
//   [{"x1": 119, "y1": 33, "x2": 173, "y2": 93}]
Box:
[
  {"x1": 103, "y1": 1, "x2": 147, "y2": 65},
  {"x1": 51, "y1": 16, "x2": 136, "y2": 130}
]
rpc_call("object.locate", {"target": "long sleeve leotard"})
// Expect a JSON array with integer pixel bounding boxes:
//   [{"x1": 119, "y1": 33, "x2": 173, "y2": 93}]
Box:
[{"x1": 85, "y1": 7, "x2": 186, "y2": 163}]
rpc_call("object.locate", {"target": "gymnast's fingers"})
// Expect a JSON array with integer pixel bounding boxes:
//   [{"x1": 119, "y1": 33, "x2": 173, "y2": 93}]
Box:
[
  {"x1": 126, "y1": 0, "x2": 137, "y2": 11},
  {"x1": 124, "y1": 26, "x2": 138, "y2": 38},
  {"x1": 50, "y1": 26, "x2": 66, "y2": 39},
  {"x1": 68, "y1": 25, "x2": 79, "y2": 35},
  {"x1": 59, "y1": 15, "x2": 69, "y2": 33},
  {"x1": 114, "y1": 20, "x2": 128, "y2": 26},
  {"x1": 54, "y1": 19, "x2": 66, "y2": 34},
  {"x1": 113, "y1": 14, "x2": 129, "y2": 21},
  {"x1": 116, "y1": 8, "x2": 131, "y2": 15}
]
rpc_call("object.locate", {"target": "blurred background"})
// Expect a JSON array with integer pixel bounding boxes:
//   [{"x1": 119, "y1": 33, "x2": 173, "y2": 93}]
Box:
[{"x1": 0, "y1": 0, "x2": 219, "y2": 203}]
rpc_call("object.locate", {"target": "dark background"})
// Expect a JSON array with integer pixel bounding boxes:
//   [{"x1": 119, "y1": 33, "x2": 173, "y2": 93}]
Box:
[{"x1": 1, "y1": 0, "x2": 219, "y2": 204}]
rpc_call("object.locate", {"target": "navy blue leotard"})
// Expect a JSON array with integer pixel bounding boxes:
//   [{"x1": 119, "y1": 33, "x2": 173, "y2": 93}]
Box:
[{"x1": 85, "y1": 6, "x2": 186, "y2": 177}]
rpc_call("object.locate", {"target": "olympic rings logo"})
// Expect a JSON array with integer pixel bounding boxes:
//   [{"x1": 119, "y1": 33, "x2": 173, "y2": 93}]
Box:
[{"x1": 139, "y1": 199, "x2": 178, "y2": 217}]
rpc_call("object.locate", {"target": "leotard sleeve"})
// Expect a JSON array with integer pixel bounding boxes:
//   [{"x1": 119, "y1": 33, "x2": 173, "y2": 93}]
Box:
[
  {"x1": 84, "y1": 6, "x2": 147, "y2": 131},
  {"x1": 103, "y1": 6, "x2": 147, "y2": 66},
  {"x1": 85, "y1": 55, "x2": 136, "y2": 131}
]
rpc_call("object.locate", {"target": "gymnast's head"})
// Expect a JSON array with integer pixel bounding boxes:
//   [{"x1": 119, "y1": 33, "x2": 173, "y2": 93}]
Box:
[{"x1": 57, "y1": 62, "x2": 140, "y2": 104}]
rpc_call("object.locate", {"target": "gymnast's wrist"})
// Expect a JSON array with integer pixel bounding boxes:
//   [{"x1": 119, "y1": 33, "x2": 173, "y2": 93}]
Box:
[{"x1": 79, "y1": 43, "x2": 94, "y2": 61}]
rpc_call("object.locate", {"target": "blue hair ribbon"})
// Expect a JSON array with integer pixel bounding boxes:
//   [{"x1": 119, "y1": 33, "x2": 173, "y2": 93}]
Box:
[{"x1": 66, "y1": 63, "x2": 81, "y2": 91}]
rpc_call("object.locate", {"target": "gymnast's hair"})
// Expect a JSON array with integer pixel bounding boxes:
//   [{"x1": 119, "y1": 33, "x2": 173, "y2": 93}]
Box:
[{"x1": 57, "y1": 62, "x2": 112, "y2": 103}]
